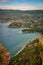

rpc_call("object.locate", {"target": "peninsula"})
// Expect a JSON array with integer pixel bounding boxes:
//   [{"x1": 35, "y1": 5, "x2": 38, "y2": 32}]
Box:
[
  {"x1": 9, "y1": 35, "x2": 43, "y2": 65},
  {"x1": 0, "y1": 36, "x2": 43, "y2": 65}
]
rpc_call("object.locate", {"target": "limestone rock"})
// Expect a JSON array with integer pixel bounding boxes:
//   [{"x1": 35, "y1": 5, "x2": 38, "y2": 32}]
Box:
[{"x1": 0, "y1": 44, "x2": 10, "y2": 65}]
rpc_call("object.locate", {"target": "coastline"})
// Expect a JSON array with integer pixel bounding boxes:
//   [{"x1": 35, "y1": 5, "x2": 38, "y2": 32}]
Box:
[
  {"x1": 15, "y1": 36, "x2": 39, "y2": 57},
  {"x1": 15, "y1": 34, "x2": 43, "y2": 57},
  {"x1": 9, "y1": 35, "x2": 43, "y2": 65}
]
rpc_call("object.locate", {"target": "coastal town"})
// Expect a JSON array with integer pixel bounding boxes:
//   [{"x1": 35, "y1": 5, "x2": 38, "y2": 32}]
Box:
[
  {"x1": 0, "y1": 10, "x2": 43, "y2": 65},
  {"x1": 0, "y1": 0, "x2": 43, "y2": 65}
]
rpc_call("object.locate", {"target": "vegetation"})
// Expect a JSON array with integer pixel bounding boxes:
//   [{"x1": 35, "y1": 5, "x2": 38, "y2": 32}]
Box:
[
  {"x1": 0, "y1": 10, "x2": 43, "y2": 34},
  {"x1": 8, "y1": 22, "x2": 22, "y2": 28},
  {"x1": 22, "y1": 22, "x2": 43, "y2": 34},
  {"x1": 0, "y1": 9, "x2": 43, "y2": 65},
  {"x1": 38, "y1": 43, "x2": 43, "y2": 52},
  {"x1": 0, "y1": 55, "x2": 3, "y2": 63},
  {"x1": 9, "y1": 39, "x2": 43, "y2": 65}
]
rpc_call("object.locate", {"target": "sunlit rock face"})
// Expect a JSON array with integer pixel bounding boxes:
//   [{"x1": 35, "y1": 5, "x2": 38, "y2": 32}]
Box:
[
  {"x1": 38, "y1": 35, "x2": 43, "y2": 45},
  {"x1": 0, "y1": 44, "x2": 10, "y2": 65}
]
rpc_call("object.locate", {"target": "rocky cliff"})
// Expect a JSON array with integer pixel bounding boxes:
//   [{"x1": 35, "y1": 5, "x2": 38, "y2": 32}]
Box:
[{"x1": 0, "y1": 44, "x2": 10, "y2": 65}]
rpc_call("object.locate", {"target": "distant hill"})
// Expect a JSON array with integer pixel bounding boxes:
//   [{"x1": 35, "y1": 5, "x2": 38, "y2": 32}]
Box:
[{"x1": 0, "y1": 9, "x2": 43, "y2": 14}]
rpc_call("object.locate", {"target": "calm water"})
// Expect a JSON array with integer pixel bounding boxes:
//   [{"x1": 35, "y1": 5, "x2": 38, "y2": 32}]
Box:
[{"x1": 0, "y1": 23, "x2": 38, "y2": 56}]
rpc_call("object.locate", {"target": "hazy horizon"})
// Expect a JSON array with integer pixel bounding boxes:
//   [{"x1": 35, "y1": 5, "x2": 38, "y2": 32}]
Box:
[{"x1": 0, "y1": 0, "x2": 43, "y2": 10}]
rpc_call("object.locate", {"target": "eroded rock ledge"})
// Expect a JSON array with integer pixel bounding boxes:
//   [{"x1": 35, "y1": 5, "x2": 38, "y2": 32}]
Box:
[{"x1": 0, "y1": 44, "x2": 10, "y2": 65}]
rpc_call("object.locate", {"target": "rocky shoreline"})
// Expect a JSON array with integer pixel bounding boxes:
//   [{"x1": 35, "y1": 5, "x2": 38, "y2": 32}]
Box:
[
  {"x1": 9, "y1": 35, "x2": 43, "y2": 65},
  {"x1": 0, "y1": 35, "x2": 43, "y2": 65}
]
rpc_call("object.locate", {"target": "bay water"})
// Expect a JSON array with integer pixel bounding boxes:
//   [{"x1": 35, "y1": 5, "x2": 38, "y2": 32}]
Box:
[{"x1": 0, "y1": 23, "x2": 38, "y2": 56}]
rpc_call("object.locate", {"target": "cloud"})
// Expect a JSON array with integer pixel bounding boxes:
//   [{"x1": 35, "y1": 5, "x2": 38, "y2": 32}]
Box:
[
  {"x1": 0, "y1": 5, "x2": 43, "y2": 10},
  {"x1": 0, "y1": 0, "x2": 7, "y2": 2}
]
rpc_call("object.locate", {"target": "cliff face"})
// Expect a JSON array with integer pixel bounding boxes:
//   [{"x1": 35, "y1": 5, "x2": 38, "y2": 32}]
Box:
[
  {"x1": 38, "y1": 35, "x2": 43, "y2": 45},
  {"x1": 9, "y1": 35, "x2": 43, "y2": 65},
  {"x1": 0, "y1": 35, "x2": 43, "y2": 65},
  {"x1": 38, "y1": 35, "x2": 43, "y2": 65},
  {"x1": 0, "y1": 44, "x2": 10, "y2": 65}
]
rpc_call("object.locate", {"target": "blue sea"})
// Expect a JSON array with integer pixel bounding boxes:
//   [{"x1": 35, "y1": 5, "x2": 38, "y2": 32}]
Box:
[{"x1": 0, "y1": 23, "x2": 38, "y2": 56}]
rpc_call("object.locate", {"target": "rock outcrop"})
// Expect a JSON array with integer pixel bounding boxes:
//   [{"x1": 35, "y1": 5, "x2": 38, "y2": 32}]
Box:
[
  {"x1": 0, "y1": 44, "x2": 10, "y2": 65},
  {"x1": 38, "y1": 35, "x2": 43, "y2": 45},
  {"x1": 38, "y1": 35, "x2": 43, "y2": 65}
]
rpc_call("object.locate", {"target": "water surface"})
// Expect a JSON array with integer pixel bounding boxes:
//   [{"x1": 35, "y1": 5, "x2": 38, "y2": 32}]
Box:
[{"x1": 0, "y1": 23, "x2": 38, "y2": 56}]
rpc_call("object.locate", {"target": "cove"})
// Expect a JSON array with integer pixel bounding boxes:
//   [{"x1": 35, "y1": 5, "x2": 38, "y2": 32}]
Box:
[{"x1": 0, "y1": 23, "x2": 39, "y2": 56}]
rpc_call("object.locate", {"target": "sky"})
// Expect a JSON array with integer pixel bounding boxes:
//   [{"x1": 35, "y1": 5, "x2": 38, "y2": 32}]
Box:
[{"x1": 0, "y1": 0, "x2": 43, "y2": 10}]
